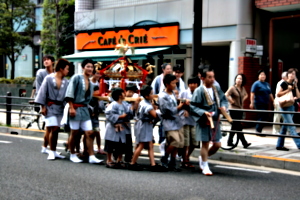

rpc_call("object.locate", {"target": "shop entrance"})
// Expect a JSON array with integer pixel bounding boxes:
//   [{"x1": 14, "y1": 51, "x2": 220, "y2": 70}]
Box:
[{"x1": 200, "y1": 46, "x2": 230, "y2": 91}]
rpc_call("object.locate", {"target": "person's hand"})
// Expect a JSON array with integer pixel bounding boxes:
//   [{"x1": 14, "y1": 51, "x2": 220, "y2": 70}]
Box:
[
  {"x1": 119, "y1": 113, "x2": 127, "y2": 119},
  {"x1": 204, "y1": 112, "x2": 212, "y2": 118},
  {"x1": 288, "y1": 85, "x2": 293, "y2": 91},
  {"x1": 230, "y1": 100, "x2": 235, "y2": 104},
  {"x1": 69, "y1": 107, "x2": 76, "y2": 117},
  {"x1": 183, "y1": 110, "x2": 189, "y2": 117},
  {"x1": 177, "y1": 101, "x2": 184, "y2": 109},
  {"x1": 249, "y1": 103, "x2": 254, "y2": 109},
  {"x1": 41, "y1": 107, "x2": 47, "y2": 116},
  {"x1": 185, "y1": 99, "x2": 191, "y2": 106}
]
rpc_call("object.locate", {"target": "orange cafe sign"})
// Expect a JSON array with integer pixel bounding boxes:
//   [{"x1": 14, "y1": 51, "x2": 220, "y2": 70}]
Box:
[{"x1": 76, "y1": 24, "x2": 179, "y2": 50}]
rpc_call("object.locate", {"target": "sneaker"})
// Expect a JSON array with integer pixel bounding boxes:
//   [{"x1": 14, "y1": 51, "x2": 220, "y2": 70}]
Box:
[
  {"x1": 198, "y1": 156, "x2": 204, "y2": 170},
  {"x1": 47, "y1": 151, "x2": 55, "y2": 160},
  {"x1": 276, "y1": 147, "x2": 289, "y2": 151},
  {"x1": 202, "y1": 164, "x2": 213, "y2": 176},
  {"x1": 128, "y1": 163, "x2": 143, "y2": 171},
  {"x1": 41, "y1": 147, "x2": 49, "y2": 154},
  {"x1": 70, "y1": 154, "x2": 83, "y2": 163},
  {"x1": 243, "y1": 143, "x2": 251, "y2": 149},
  {"x1": 159, "y1": 142, "x2": 165, "y2": 156},
  {"x1": 176, "y1": 154, "x2": 182, "y2": 161},
  {"x1": 54, "y1": 151, "x2": 65, "y2": 159},
  {"x1": 89, "y1": 155, "x2": 103, "y2": 164}
]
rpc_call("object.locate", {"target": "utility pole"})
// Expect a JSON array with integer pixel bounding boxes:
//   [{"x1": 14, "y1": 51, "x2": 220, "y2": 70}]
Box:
[{"x1": 192, "y1": 0, "x2": 202, "y2": 75}]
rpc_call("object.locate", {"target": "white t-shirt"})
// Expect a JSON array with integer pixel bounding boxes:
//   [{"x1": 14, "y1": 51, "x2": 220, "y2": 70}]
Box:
[{"x1": 203, "y1": 85, "x2": 214, "y2": 101}]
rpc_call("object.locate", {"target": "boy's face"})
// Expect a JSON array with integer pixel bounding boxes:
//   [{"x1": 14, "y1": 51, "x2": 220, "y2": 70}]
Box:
[
  {"x1": 166, "y1": 79, "x2": 177, "y2": 91},
  {"x1": 174, "y1": 70, "x2": 183, "y2": 80},
  {"x1": 61, "y1": 65, "x2": 69, "y2": 77},
  {"x1": 43, "y1": 58, "x2": 53, "y2": 68},
  {"x1": 188, "y1": 83, "x2": 198, "y2": 92},
  {"x1": 93, "y1": 72, "x2": 101, "y2": 80},
  {"x1": 125, "y1": 90, "x2": 134, "y2": 97},
  {"x1": 145, "y1": 90, "x2": 154, "y2": 100},
  {"x1": 120, "y1": 92, "x2": 126, "y2": 100},
  {"x1": 83, "y1": 63, "x2": 94, "y2": 76}
]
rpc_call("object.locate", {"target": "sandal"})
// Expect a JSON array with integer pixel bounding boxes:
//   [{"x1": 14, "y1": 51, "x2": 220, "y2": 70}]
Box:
[
  {"x1": 115, "y1": 161, "x2": 127, "y2": 169},
  {"x1": 106, "y1": 162, "x2": 116, "y2": 168},
  {"x1": 181, "y1": 162, "x2": 195, "y2": 168}
]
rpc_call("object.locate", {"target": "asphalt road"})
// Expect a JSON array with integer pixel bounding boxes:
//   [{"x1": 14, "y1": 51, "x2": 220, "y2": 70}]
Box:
[{"x1": 0, "y1": 134, "x2": 299, "y2": 200}]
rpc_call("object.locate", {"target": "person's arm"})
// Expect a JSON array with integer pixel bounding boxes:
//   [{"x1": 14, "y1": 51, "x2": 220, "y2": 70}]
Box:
[
  {"x1": 243, "y1": 89, "x2": 248, "y2": 102},
  {"x1": 277, "y1": 85, "x2": 291, "y2": 97},
  {"x1": 149, "y1": 109, "x2": 157, "y2": 118},
  {"x1": 249, "y1": 92, "x2": 255, "y2": 109},
  {"x1": 295, "y1": 86, "x2": 300, "y2": 99},
  {"x1": 269, "y1": 94, "x2": 274, "y2": 102},
  {"x1": 68, "y1": 101, "x2": 76, "y2": 117},
  {"x1": 225, "y1": 87, "x2": 234, "y2": 104}
]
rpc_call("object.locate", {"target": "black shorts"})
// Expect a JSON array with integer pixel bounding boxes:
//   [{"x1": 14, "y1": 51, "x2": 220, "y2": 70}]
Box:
[{"x1": 104, "y1": 140, "x2": 125, "y2": 155}]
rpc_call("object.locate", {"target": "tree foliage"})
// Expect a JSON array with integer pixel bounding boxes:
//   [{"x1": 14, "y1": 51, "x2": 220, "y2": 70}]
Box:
[
  {"x1": 41, "y1": 0, "x2": 75, "y2": 59},
  {"x1": 0, "y1": 0, "x2": 36, "y2": 79}
]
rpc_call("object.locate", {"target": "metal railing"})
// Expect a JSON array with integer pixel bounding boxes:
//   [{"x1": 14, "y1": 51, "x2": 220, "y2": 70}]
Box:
[
  {"x1": 0, "y1": 93, "x2": 300, "y2": 139},
  {"x1": 220, "y1": 108, "x2": 300, "y2": 139}
]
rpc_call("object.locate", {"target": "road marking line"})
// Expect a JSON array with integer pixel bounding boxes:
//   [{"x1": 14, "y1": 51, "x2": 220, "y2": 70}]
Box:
[
  {"x1": 252, "y1": 155, "x2": 300, "y2": 163},
  {"x1": 0, "y1": 140, "x2": 12, "y2": 144},
  {"x1": 215, "y1": 165, "x2": 271, "y2": 173}
]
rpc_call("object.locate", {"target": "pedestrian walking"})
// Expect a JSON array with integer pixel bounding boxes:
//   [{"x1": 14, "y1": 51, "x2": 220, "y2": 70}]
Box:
[
  {"x1": 190, "y1": 68, "x2": 228, "y2": 175},
  {"x1": 273, "y1": 72, "x2": 287, "y2": 135},
  {"x1": 250, "y1": 70, "x2": 274, "y2": 133},
  {"x1": 35, "y1": 58, "x2": 70, "y2": 160},
  {"x1": 64, "y1": 59, "x2": 102, "y2": 164},
  {"x1": 276, "y1": 68, "x2": 300, "y2": 151},
  {"x1": 225, "y1": 74, "x2": 251, "y2": 148}
]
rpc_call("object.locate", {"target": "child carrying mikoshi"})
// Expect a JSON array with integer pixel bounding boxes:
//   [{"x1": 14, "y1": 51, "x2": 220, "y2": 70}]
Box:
[
  {"x1": 104, "y1": 88, "x2": 135, "y2": 169},
  {"x1": 129, "y1": 85, "x2": 167, "y2": 172}
]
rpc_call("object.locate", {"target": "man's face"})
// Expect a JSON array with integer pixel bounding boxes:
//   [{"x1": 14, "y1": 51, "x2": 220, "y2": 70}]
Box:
[
  {"x1": 43, "y1": 58, "x2": 53, "y2": 68},
  {"x1": 163, "y1": 65, "x2": 173, "y2": 75},
  {"x1": 83, "y1": 63, "x2": 94, "y2": 76},
  {"x1": 203, "y1": 71, "x2": 215, "y2": 87},
  {"x1": 174, "y1": 70, "x2": 183, "y2": 80}
]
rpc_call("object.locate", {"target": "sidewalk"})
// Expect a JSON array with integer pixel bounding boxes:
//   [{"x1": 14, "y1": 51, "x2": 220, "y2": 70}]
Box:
[{"x1": 0, "y1": 111, "x2": 299, "y2": 172}]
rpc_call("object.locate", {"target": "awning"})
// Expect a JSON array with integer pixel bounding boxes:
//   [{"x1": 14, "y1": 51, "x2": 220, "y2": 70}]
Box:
[{"x1": 62, "y1": 47, "x2": 169, "y2": 62}]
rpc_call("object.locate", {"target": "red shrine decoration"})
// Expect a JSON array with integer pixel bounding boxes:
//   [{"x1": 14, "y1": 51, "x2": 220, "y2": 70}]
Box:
[{"x1": 96, "y1": 56, "x2": 148, "y2": 96}]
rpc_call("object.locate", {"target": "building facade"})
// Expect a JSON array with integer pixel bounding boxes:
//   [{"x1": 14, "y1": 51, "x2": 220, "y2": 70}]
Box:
[
  {"x1": 254, "y1": 0, "x2": 300, "y2": 87},
  {"x1": 72, "y1": 0, "x2": 254, "y2": 90}
]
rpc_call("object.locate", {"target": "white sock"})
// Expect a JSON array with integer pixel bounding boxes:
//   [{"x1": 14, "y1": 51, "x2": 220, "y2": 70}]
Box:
[{"x1": 202, "y1": 161, "x2": 208, "y2": 167}]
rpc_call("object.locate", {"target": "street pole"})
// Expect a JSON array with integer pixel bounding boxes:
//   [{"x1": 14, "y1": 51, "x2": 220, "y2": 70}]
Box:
[{"x1": 192, "y1": 0, "x2": 202, "y2": 75}]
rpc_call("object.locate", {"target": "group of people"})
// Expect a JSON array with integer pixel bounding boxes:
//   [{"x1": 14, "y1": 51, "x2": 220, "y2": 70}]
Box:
[
  {"x1": 34, "y1": 54, "x2": 300, "y2": 177},
  {"x1": 249, "y1": 69, "x2": 300, "y2": 151}
]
